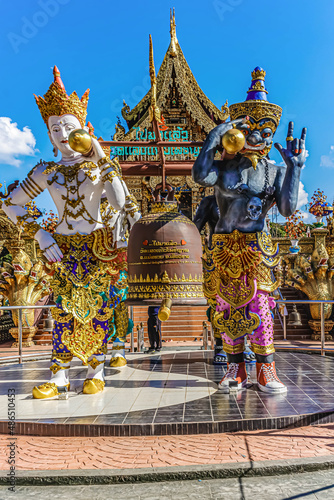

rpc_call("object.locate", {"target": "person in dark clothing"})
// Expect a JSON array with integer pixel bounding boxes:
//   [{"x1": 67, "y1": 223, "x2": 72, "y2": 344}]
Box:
[{"x1": 147, "y1": 306, "x2": 162, "y2": 352}]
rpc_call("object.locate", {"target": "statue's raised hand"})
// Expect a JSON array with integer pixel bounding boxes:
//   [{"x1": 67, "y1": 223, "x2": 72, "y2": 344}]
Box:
[
  {"x1": 209, "y1": 118, "x2": 248, "y2": 149},
  {"x1": 89, "y1": 137, "x2": 106, "y2": 164},
  {"x1": 274, "y1": 122, "x2": 307, "y2": 169}
]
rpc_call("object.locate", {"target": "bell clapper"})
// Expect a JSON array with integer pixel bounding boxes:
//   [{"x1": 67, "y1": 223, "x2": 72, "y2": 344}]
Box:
[{"x1": 158, "y1": 298, "x2": 173, "y2": 322}]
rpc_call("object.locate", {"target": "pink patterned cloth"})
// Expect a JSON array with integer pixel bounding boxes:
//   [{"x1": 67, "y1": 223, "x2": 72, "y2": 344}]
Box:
[{"x1": 218, "y1": 290, "x2": 275, "y2": 354}]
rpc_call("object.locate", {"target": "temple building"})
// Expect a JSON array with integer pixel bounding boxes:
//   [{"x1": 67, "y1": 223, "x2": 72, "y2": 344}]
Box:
[{"x1": 114, "y1": 10, "x2": 228, "y2": 219}]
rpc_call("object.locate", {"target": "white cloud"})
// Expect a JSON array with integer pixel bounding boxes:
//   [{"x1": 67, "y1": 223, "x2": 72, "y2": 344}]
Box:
[
  {"x1": 299, "y1": 210, "x2": 313, "y2": 222},
  {"x1": 320, "y1": 145, "x2": 334, "y2": 168},
  {"x1": 0, "y1": 117, "x2": 37, "y2": 167},
  {"x1": 296, "y1": 181, "x2": 309, "y2": 210}
]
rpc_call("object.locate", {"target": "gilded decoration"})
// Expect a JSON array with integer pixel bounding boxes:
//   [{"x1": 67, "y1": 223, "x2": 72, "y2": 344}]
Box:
[
  {"x1": 34, "y1": 66, "x2": 89, "y2": 127},
  {"x1": 49, "y1": 228, "x2": 127, "y2": 363},
  {"x1": 223, "y1": 341, "x2": 244, "y2": 354},
  {"x1": 127, "y1": 283, "x2": 203, "y2": 300},
  {"x1": 43, "y1": 160, "x2": 120, "y2": 231},
  {"x1": 121, "y1": 26, "x2": 226, "y2": 134},
  {"x1": 205, "y1": 231, "x2": 280, "y2": 303},
  {"x1": 203, "y1": 230, "x2": 279, "y2": 341},
  {"x1": 250, "y1": 342, "x2": 275, "y2": 355},
  {"x1": 128, "y1": 269, "x2": 204, "y2": 299},
  {"x1": 229, "y1": 101, "x2": 282, "y2": 131},
  {"x1": 136, "y1": 211, "x2": 194, "y2": 226},
  {"x1": 217, "y1": 276, "x2": 256, "y2": 310},
  {"x1": 113, "y1": 12, "x2": 226, "y2": 217},
  {"x1": 211, "y1": 231, "x2": 262, "y2": 279},
  {"x1": 283, "y1": 228, "x2": 334, "y2": 340},
  {"x1": 213, "y1": 307, "x2": 261, "y2": 341}
]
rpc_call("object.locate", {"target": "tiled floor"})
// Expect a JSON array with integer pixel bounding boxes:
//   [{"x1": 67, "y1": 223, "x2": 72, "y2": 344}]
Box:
[{"x1": 0, "y1": 351, "x2": 334, "y2": 426}]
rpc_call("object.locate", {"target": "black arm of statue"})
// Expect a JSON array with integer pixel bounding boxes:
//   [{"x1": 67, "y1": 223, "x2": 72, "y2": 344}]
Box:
[
  {"x1": 274, "y1": 122, "x2": 307, "y2": 217},
  {"x1": 192, "y1": 119, "x2": 244, "y2": 186}
]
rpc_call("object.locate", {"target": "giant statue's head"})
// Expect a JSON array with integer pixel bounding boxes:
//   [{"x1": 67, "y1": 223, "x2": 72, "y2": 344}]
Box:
[
  {"x1": 229, "y1": 67, "x2": 282, "y2": 169},
  {"x1": 34, "y1": 66, "x2": 90, "y2": 157}
]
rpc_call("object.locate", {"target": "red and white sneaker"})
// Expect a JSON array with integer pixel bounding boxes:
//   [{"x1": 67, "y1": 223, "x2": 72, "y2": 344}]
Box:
[
  {"x1": 256, "y1": 362, "x2": 287, "y2": 394},
  {"x1": 218, "y1": 362, "x2": 247, "y2": 393}
]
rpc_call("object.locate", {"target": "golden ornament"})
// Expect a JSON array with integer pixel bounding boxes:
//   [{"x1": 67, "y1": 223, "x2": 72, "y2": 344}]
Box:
[
  {"x1": 110, "y1": 356, "x2": 127, "y2": 367},
  {"x1": 222, "y1": 128, "x2": 245, "y2": 155},
  {"x1": 82, "y1": 378, "x2": 105, "y2": 394},
  {"x1": 68, "y1": 129, "x2": 93, "y2": 156},
  {"x1": 32, "y1": 382, "x2": 70, "y2": 399},
  {"x1": 158, "y1": 298, "x2": 173, "y2": 322}
]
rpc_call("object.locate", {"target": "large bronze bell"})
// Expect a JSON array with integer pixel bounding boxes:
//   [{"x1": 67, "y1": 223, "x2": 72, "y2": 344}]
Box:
[
  {"x1": 127, "y1": 200, "x2": 206, "y2": 320},
  {"x1": 288, "y1": 304, "x2": 302, "y2": 326}
]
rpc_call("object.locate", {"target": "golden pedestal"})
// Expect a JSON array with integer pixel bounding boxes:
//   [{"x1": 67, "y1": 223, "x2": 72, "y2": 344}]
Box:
[
  {"x1": 9, "y1": 326, "x2": 38, "y2": 347},
  {"x1": 308, "y1": 320, "x2": 333, "y2": 342}
]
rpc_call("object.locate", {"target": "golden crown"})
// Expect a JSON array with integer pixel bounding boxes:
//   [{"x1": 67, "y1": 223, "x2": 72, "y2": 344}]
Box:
[
  {"x1": 34, "y1": 66, "x2": 89, "y2": 128},
  {"x1": 229, "y1": 101, "x2": 282, "y2": 129},
  {"x1": 251, "y1": 67, "x2": 266, "y2": 81},
  {"x1": 229, "y1": 67, "x2": 282, "y2": 131}
]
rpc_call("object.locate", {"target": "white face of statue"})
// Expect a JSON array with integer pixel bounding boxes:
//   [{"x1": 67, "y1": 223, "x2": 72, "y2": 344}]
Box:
[{"x1": 48, "y1": 114, "x2": 82, "y2": 157}]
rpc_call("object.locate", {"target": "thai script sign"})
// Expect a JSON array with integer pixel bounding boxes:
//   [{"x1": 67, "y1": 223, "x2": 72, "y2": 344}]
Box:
[
  {"x1": 134, "y1": 126, "x2": 189, "y2": 141},
  {"x1": 110, "y1": 126, "x2": 201, "y2": 157},
  {"x1": 110, "y1": 146, "x2": 201, "y2": 157}
]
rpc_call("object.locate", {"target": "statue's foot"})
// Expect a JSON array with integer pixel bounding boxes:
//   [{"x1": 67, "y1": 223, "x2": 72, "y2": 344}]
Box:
[
  {"x1": 256, "y1": 362, "x2": 287, "y2": 394},
  {"x1": 109, "y1": 353, "x2": 127, "y2": 367},
  {"x1": 218, "y1": 362, "x2": 247, "y2": 393},
  {"x1": 32, "y1": 382, "x2": 70, "y2": 399},
  {"x1": 82, "y1": 378, "x2": 105, "y2": 394}
]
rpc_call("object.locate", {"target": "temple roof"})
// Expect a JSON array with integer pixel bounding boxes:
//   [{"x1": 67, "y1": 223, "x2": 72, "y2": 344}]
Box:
[{"x1": 121, "y1": 10, "x2": 227, "y2": 136}]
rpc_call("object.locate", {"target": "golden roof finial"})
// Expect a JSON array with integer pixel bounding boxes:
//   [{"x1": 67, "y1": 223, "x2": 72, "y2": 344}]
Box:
[
  {"x1": 148, "y1": 35, "x2": 161, "y2": 123},
  {"x1": 169, "y1": 7, "x2": 178, "y2": 57},
  {"x1": 149, "y1": 34, "x2": 156, "y2": 89}
]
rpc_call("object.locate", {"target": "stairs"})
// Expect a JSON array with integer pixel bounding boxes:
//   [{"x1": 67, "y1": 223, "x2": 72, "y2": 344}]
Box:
[
  {"x1": 34, "y1": 309, "x2": 53, "y2": 345},
  {"x1": 274, "y1": 287, "x2": 313, "y2": 341},
  {"x1": 132, "y1": 305, "x2": 208, "y2": 343},
  {"x1": 33, "y1": 296, "x2": 54, "y2": 346}
]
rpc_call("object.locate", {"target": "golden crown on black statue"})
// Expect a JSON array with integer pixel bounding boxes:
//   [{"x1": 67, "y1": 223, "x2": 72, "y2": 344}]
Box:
[{"x1": 229, "y1": 66, "x2": 282, "y2": 132}]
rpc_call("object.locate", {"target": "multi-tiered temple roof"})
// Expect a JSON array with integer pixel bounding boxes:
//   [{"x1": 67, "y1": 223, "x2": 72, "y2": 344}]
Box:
[{"x1": 116, "y1": 9, "x2": 227, "y2": 140}]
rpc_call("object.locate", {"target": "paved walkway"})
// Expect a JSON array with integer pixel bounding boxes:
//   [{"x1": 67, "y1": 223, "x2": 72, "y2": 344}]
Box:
[
  {"x1": 1, "y1": 424, "x2": 334, "y2": 471},
  {"x1": 3, "y1": 469, "x2": 334, "y2": 500}
]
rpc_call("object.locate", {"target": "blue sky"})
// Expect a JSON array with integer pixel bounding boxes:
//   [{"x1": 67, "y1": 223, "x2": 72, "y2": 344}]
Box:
[{"x1": 1, "y1": 0, "x2": 334, "y2": 219}]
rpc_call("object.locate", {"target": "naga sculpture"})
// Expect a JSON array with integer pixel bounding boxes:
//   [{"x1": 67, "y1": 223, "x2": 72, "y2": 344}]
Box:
[
  {"x1": 285, "y1": 229, "x2": 334, "y2": 340},
  {"x1": 193, "y1": 67, "x2": 307, "y2": 393},
  {"x1": 0, "y1": 247, "x2": 50, "y2": 346},
  {"x1": 2, "y1": 67, "x2": 140, "y2": 398}
]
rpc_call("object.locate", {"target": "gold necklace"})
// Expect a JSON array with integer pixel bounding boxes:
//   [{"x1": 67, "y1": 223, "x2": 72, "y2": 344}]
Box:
[{"x1": 44, "y1": 161, "x2": 101, "y2": 231}]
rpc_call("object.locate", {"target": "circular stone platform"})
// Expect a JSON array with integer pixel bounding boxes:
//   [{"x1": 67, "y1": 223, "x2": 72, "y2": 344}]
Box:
[{"x1": 0, "y1": 351, "x2": 333, "y2": 436}]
